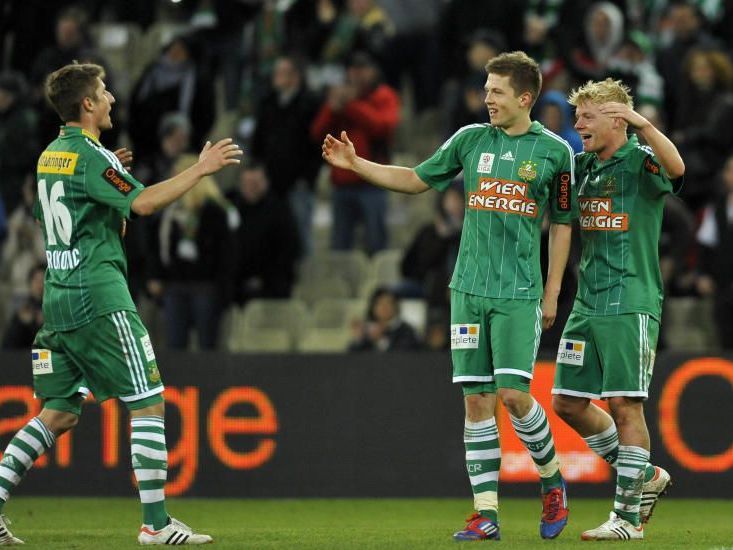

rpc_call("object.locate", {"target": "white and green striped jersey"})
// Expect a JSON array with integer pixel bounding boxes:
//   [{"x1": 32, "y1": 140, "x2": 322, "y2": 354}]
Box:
[
  {"x1": 415, "y1": 121, "x2": 576, "y2": 299},
  {"x1": 573, "y1": 134, "x2": 673, "y2": 320},
  {"x1": 35, "y1": 126, "x2": 144, "y2": 331}
]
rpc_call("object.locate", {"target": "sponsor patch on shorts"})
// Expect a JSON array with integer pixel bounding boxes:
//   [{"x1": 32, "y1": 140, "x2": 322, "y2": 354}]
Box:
[
  {"x1": 557, "y1": 338, "x2": 585, "y2": 366},
  {"x1": 451, "y1": 324, "x2": 480, "y2": 349},
  {"x1": 32, "y1": 349, "x2": 54, "y2": 375},
  {"x1": 140, "y1": 334, "x2": 156, "y2": 362}
]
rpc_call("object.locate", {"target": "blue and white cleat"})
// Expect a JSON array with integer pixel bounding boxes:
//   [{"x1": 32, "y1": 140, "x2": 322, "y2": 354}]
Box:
[
  {"x1": 453, "y1": 513, "x2": 500, "y2": 542},
  {"x1": 540, "y1": 477, "x2": 569, "y2": 539}
]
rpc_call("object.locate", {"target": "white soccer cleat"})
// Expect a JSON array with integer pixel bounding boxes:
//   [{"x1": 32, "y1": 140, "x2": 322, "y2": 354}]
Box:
[
  {"x1": 138, "y1": 517, "x2": 212, "y2": 545},
  {"x1": 0, "y1": 515, "x2": 23, "y2": 545},
  {"x1": 640, "y1": 466, "x2": 671, "y2": 523},
  {"x1": 581, "y1": 512, "x2": 643, "y2": 541}
]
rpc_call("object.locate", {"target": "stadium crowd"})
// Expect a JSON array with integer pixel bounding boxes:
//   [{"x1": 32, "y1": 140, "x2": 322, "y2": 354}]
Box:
[{"x1": 1, "y1": 0, "x2": 732, "y2": 352}]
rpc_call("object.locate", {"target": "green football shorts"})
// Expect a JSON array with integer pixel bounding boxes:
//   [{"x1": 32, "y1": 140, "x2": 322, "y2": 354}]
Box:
[
  {"x1": 32, "y1": 310, "x2": 164, "y2": 414},
  {"x1": 553, "y1": 311, "x2": 659, "y2": 399},
  {"x1": 450, "y1": 289, "x2": 542, "y2": 395}
]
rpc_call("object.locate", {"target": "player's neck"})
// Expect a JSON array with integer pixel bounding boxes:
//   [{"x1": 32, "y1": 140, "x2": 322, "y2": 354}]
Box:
[
  {"x1": 501, "y1": 115, "x2": 532, "y2": 137},
  {"x1": 597, "y1": 134, "x2": 628, "y2": 161},
  {"x1": 66, "y1": 120, "x2": 101, "y2": 140}
]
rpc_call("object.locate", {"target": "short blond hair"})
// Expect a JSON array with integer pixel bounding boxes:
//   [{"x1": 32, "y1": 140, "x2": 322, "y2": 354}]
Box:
[
  {"x1": 568, "y1": 78, "x2": 634, "y2": 109},
  {"x1": 173, "y1": 154, "x2": 224, "y2": 211}
]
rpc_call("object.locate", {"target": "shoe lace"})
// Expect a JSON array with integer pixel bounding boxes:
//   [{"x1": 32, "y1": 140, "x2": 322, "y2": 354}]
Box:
[{"x1": 542, "y1": 488, "x2": 562, "y2": 520}]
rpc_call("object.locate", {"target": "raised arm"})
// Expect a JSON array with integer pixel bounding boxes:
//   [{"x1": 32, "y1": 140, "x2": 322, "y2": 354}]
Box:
[
  {"x1": 599, "y1": 102, "x2": 685, "y2": 179},
  {"x1": 322, "y1": 131, "x2": 429, "y2": 194},
  {"x1": 131, "y1": 138, "x2": 242, "y2": 216}
]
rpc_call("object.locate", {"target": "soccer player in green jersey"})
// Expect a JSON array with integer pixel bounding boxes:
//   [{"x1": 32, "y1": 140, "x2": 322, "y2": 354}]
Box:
[
  {"x1": 0, "y1": 63, "x2": 241, "y2": 546},
  {"x1": 551, "y1": 78, "x2": 685, "y2": 541},
  {"x1": 322, "y1": 51, "x2": 575, "y2": 541}
]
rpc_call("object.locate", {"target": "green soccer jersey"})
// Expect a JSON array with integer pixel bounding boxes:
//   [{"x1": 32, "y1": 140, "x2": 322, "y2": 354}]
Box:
[
  {"x1": 573, "y1": 134, "x2": 673, "y2": 320},
  {"x1": 35, "y1": 126, "x2": 144, "y2": 331},
  {"x1": 415, "y1": 121, "x2": 576, "y2": 299}
]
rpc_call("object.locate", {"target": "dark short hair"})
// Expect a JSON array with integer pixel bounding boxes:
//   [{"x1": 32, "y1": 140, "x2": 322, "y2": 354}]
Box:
[
  {"x1": 485, "y1": 51, "x2": 542, "y2": 107},
  {"x1": 45, "y1": 62, "x2": 105, "y2": 122}
]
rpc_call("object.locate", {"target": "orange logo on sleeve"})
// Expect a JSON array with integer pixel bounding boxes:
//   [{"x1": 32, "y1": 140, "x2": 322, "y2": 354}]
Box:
[{"x1": 101, "y1": 168, "x2": 133, "y2": 195}]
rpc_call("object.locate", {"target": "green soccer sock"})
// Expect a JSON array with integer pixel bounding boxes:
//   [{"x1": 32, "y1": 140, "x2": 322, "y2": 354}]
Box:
[
  {"x1": 464, "y1": 417, "x2": 501, "y2": 522},
  {"x1": 131, "y1": 416, "x2": 169, "y2": 530},
  {"x1": 509, "y1": 399, "x2": 562, "y2": 492},
  {"x1": 584, "y1": 423, "x2": 656, "y2": 481},
  {"x1": 614, "y1": 445, "x2": 649, "y2": 526},
  {"x1": 0, "y1": 417, "x2": 56, "y2": 513}
]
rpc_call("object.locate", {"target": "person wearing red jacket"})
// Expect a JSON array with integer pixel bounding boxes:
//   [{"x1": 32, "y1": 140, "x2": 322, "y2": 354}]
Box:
[{"x1": 311, "y1": 51, "x2": 400, "y2": 253}]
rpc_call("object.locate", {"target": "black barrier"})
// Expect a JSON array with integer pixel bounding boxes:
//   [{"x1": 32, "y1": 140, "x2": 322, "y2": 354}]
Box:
[{"x1": 0, "y1": 351, "x2": 732, "y2": 497}]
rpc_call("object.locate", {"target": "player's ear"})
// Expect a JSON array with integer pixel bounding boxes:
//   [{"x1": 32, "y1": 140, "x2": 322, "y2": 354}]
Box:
[{"x1": 81, "y1": 96, "x2": 95, "y2": 113}]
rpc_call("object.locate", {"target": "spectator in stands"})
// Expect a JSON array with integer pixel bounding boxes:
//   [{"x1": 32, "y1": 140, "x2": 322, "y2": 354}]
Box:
[
  {"x1": 672, "y1": 48, "x2": 733, "y2": 210},
  {"x1": 311, "y1": 51, "x2": 400, "y2": 254},
  {"x1": 567, "y1": 2, "x2": 625, "y2": 83},
  {"x1": 126, "y1": 113, "x2": 193, "y2": 302},
  {"x1": 129, "y1": 34, "x2": 215, "y2": 156},
  {"x1": 378, "y1": 0, "x2": 442, "y2": 112},
  {"x1": 29, "y1": 7, "x2": 110, "y2": 148},
  {"x1": 0, "y1": 178, "x2": 45, "y2": 308},
  {"x1": 30, "y1": 7, "x2": 95, "y2": 90},
  {"x1": 0, "y1": 72, "x2": 39, "y2": 214},
  {"x1": 157, "y1": 155, "x2": 238, "y2": 349},
  {"x1": 657, "y1": 2, "x2": 722, "y2": 130},
  {"x1": 251, "y1": 54, "x2": 322, "y2": 256},
  {"x1": 2, "y1": 263, "x2": 44, "y2": 350},
  {"x1": 314, "y1": 0, "x2": 395, "y2": 67},
  {"x1": 695, "y1": 154, "x2": 733, "y2": 349},
  {"x1": 535, "y1": 90, "x2": 583, "y2": 153},
  {"x1": 227, "y1": 162, "x2": 300, "y2": 305},
  {"x1": 442, "y1": 29, "x2": 505, "y2": 137},
  {"x1": 398, "y1": 184, "x2": 463, "y2": 309},
  {"x1": 606, "y1": 31, "x2": 664, "y2": 109},
  {"x1": 349, "y1": 286, "x2": 422, "y2": 351}
]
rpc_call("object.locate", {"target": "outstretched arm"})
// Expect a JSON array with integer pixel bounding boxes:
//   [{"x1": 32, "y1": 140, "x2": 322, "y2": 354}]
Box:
[
  {"x1": 599, "y1": 102, "x2": 685, "y2": 179},
  {"x1": 543, "y1": 223, "x2": 572, "y2": 330},
  {"x1": 131, "y1": 138, "x2": 242, "y2": 216},
  {"x1": 322, "y1": 131, "x2": 429, "y2": 194}
]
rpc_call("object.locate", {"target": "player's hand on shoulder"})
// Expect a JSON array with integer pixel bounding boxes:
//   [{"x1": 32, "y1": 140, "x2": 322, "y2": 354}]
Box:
[
  {"x1": 198, "y1": 138, "x2": 243, "y2": 175},
  {"x1": 113, "y1": 147, "x2": 134, "y2": 169},
  {"x1": 599, "y1": 102, "x2": 650, "y2": 130},
  {"x1": 322, "y1": 131, "x2": 356, "y2": 170}
]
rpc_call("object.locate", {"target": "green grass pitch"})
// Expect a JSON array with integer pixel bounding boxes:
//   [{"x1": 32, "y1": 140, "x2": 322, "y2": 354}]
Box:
[{"x1": 3, "y1": 497, "x2": 731, "y2": 548}]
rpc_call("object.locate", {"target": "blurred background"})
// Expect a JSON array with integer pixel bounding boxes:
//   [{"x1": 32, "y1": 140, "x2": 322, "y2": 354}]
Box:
[{"x1": 0, "y1": 0, "x2": 732, "y2": 499}]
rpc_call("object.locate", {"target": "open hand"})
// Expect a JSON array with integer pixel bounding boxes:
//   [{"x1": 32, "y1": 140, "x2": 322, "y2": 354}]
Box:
[
  {"x1": 113, "y1": 147, "x2": 134, "y2": 169},
  {"x1": 198, "y1": 138, "x2": 243, "y2": 175},
  {"x1": 542, "y1": 295, "x2": 558, "y2": 330},
  {"x1": 598, "y1": 102, "x2": 650, "y2": 130},
  {"x1": 322, "y1": 131, "x2": 356, "y2": 170}
]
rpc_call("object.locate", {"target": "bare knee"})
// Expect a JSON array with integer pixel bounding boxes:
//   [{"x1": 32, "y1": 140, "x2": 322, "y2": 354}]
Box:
[
  {"x1": 608, "y1": 397, "x2": 643, "y2": 427},
  {"x1": 497, "y1": 388, "x2": 532, "y2": 418},
  {"x1": 552, "y1": 394, "x2": 589, "y2": 422},
  {"x1": 38, "y1": 408, "x2": 79, "y2": 436},
  {"x1": 130, "y1": 401, "x2": 165, "y2": 418},
  {"x1": 464, "y1": 393, "x2": 494, "y2": 422}
]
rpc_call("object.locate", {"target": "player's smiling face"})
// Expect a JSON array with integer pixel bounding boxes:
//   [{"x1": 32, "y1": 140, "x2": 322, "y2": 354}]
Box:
[
  {"x1": 91, "y1": 78, "x2": 115, "y2": 130},
  {"x1": 574, "y1": 101, "x2": 614, "y2": 157},
  {"x1": 484, "y1": 73, "x2": 527, "y2": 130}
]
